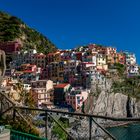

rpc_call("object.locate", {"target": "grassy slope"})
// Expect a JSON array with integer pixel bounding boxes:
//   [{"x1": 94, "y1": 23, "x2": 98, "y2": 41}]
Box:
[{"x1": 0, "y1": 11, "x2": 57, "y2": 54}]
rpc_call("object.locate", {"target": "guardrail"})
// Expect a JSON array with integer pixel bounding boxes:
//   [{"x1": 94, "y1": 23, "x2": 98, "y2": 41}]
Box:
[
  {"x1": 13, "y1": 106, "x2": 117, "y2": 140},
  {"x1": 1, "y1": 91, "x2": 140, "y2": 140},
  {"x1": 11, "y1": 129, "x2": 46, "y2": 140}
]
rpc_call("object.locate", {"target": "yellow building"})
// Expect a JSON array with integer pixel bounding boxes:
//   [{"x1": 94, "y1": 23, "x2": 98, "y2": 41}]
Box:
[
  {"x1": 47, "y1": 51, "x2": 62, "y2": 64},
  {"x1": 107, "y1": 53, "x2": 118, "y2": 65},
  {"x1": 49, "y1": 61, "x2": 64, "y2": 83}
]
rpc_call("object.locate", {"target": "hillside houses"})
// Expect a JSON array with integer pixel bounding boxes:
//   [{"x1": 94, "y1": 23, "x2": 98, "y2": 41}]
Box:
[
  {"x1": 4, "y1": 43, "x2": 139, "y2": 111},
  {"x1": 10, "y1": 44, "x2": 139, "y2": 85}
]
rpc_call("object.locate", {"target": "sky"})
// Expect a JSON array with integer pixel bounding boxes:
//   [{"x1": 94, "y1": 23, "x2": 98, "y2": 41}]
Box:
[{"x1": 0, "y1": 0, "x2": 140, "y2": 63}]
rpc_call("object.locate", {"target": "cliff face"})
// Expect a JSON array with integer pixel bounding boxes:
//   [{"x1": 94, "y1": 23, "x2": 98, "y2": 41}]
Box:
[{"x1": 93, "y1": 91, "x2": 140, "y2": 118}]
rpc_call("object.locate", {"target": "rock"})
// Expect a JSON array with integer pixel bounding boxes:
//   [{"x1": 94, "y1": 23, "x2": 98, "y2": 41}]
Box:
[{"x1": 93, "y1": 91, "x2": 140, "y2": 118}]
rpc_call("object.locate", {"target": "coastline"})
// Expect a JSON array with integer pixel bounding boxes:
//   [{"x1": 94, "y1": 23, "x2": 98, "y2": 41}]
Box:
[{"x1": 104, "y1": 121, "x2": 138, "y2": 128}]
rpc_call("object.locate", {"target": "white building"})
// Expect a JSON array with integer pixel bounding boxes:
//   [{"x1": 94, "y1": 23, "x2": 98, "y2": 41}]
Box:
[
  {"x1": 23, "y1": 84, "x2": 31, "y2": 92},
  {"x1": 96, "y1": 53, "x2": 106, "y2": 66},
  {"x1": 86, "y1": 69, "x2": 106, "y2": 90},
  {"x1": 125, "y1": 52, "x2": 136, "y2": 65},
  {"x1": 127, "y1": 65, "x2": 139, "y2": 76}
]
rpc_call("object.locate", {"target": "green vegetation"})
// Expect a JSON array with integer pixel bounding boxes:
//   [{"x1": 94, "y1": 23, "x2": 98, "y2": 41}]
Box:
[
  {"x1": 24, "y1": 91, "x2": 36, "y2": 107},
  {"x1": 0, "y1": 11, "x2": 57, "y2": 54},
  {"x1": 112, "y1": 76, "x2": 140, "y2": 99},
  {"x1": 52, "y1": 120, "x2": 69, "y2": 140},
  {"x1": 0, "y1": 116, "x2": 40, "y2": 136},
  {"x1": 113, "y1": 63, "x2": 126, "y2": 77}
]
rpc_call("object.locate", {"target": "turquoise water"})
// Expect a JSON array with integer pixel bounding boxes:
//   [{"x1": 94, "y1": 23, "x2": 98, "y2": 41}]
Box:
[{"x1": 107, "y1": 123, "x2": 140, "y2": 140}]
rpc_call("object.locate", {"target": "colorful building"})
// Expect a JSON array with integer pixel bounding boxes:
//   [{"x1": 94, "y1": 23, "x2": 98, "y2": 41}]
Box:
[
  {"x1": 127, "y1": 65, "x2": 139, "y2": 77},
  {"x1": 66, "y1": 89, "x2": 89, "y2": 111},
  {"x1": 47, "y1": 51, "x2": 61, "y2": 64},
  {"x1": 106, "y1": 53, "x2": 118, "y2": 65},
  {"x1": 34, "y1": 53, "x2": 46, "y2": 68},
  {"x1": 53, "y1": 83, "x2": 71, "y2": 105},
  {"x1": 106, "y1": 47, "x2": 117, "y2": 55},
  {"x1": 117, "y1": 52, "x2": 126, "y2": 65},
  {"x1": 31, "y1": 80, "x2": 53, "y2": 107},
  {"x1": 0, "y1": 41, "x2": 21, "y2": 54},
  {"x1": 124, "y1": 52, "x2": 136, "y2": 65}
]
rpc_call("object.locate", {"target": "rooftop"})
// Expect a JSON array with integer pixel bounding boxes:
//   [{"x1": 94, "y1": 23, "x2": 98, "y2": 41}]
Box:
[{"x1": 54, "y1": 83, "x2": 69, "y2": 88}]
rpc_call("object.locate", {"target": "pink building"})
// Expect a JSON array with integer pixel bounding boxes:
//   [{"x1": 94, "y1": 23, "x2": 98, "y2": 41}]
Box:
[
  {"x1": 117, "y1": 52, "x2": 126, "y2": 65},
  {"x1": 0, "y1": 41, "x2": 21, "y2": 54},
  {"x1": 106, "y1": 47, "x2": 117, "y2": 55},
  {"x1": 40, "y1": 66, "x2": 49, "y2": 80},
  {"x1": 66, "y1": 89, "x2": 89, "y2": 111}
]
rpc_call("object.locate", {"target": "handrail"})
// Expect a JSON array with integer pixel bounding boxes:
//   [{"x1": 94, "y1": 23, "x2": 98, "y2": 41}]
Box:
[
  {"x1": 15, "y1": 106, "x2": 140, "y2": 121},
  {"x1": 11, "y1": 129, "x2": 46, "y2": 140},
  {"x1": 1, "y1": 94, "x2": 140, "y2": 140},
  {"x1": 91, "y1": 118, "x2": 116, "y2": 140},
  {"x1": 48, "y1": 113, "x2": 75, "y2": 140}
]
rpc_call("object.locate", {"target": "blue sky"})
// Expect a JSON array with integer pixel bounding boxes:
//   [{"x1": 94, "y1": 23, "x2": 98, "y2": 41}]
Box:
[{"x1": 0, "y1": 0, "x2": 140, "y2": 63}]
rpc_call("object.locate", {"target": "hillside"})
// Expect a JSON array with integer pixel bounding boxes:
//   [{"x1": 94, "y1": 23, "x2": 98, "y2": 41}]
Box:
[{"x1": 0, "y1": 11, "x2": 57, "y2": 54}]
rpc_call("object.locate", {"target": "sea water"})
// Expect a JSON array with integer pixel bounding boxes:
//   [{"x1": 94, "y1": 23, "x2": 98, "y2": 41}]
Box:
[{"x1": 107, "y1": 123, "x2": 140, "y2": 140}]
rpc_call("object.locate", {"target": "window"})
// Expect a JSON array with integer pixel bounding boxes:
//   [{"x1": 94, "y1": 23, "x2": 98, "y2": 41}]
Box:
[
  {"x1": 38, "y1": 94, "x2": 41, "y2": 99},
  {"x1": 77, "y1": 96, "x2": 80, "y2": 100}
]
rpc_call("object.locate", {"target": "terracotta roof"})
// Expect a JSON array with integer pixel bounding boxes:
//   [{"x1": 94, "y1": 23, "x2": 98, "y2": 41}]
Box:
[
  {"x1": 47, "y1": 52, "x2": 60, "y2": 56},
  {"x1": 54, "y1": 83, "x2": 69, "y2": 88},
  {"x1": 35, "y1": 53, "x2": 46, "y2": 57}
]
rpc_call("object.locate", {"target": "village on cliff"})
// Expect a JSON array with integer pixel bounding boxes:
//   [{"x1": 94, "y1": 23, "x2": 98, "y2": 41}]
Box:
[{"x1": 0, "y1": 41, "x2": 139, "y2": 112}]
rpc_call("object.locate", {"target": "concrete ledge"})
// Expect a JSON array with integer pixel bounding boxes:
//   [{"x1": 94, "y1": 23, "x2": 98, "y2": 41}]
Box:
[{"x1": 0, "y1": 129, "x2": 10, "y2": 140}]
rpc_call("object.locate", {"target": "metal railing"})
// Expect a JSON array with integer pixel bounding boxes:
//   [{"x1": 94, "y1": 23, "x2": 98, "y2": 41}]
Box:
[
  {"x1": 14, "y1": 106, "x2": 140, "y2": 140},
  {"x1": 1, "y1": 92, "x2": 140, "y2": 140},
  {"x1": 11, "y1": 129, "x2": 46, "y2": 140}
]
